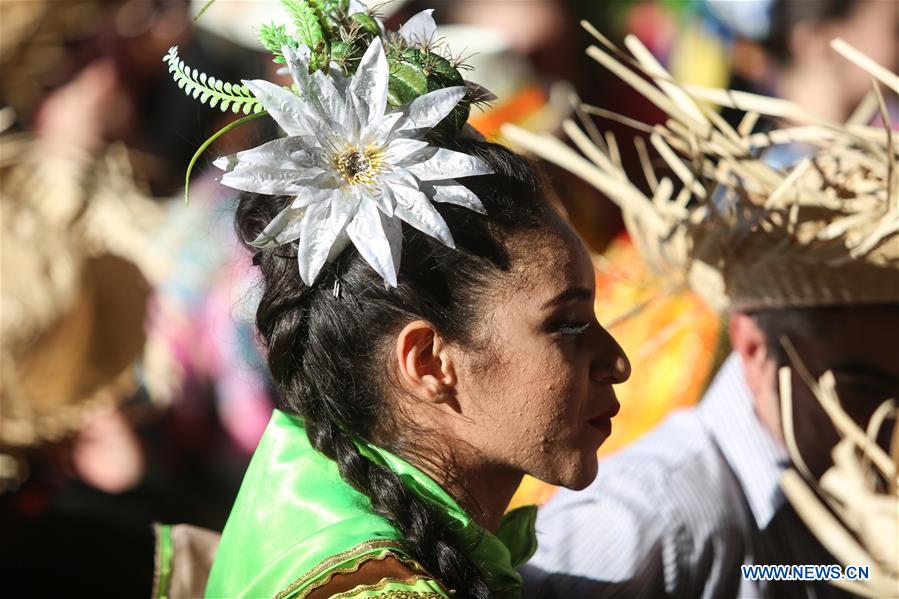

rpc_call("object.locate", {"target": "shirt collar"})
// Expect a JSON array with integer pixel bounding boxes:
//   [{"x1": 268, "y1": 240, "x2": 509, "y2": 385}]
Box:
[
  {"x1": 358, "y1": 434, "x2": 537, "y2": 596},
  {"x1": 697, "y1": 353, "x2": 789, "y2": 529}
]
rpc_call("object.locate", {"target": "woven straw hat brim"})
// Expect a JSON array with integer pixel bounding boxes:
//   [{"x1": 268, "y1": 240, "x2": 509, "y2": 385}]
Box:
[{"x1": 1, "y1": 138, "x2": 166, "y2": 448}]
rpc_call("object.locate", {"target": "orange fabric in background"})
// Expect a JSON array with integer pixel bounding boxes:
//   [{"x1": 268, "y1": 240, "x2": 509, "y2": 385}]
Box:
[
  {"x1": 468, "y1": 86, "x2": 548, "y2": 137},
  {"x1": 508, "y1": 235, "x2": 722, "y2": 509}
]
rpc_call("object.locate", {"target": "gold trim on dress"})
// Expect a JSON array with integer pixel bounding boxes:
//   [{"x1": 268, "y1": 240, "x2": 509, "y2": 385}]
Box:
[
  {"x1": 275, "y1": 539, "x2": 436, "y2": 599},
  {"x1": 331, "y1": 574, "x2": 448, "y2": 598}
]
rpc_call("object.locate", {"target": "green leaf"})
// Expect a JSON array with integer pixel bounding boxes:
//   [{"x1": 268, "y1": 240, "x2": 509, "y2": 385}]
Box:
[
  {"x1": 349, "y1": 12, "x2": 380, "y2": 38},
  {"x1": 164, "y1": 46, "x2": 263, "y2": 114},
  {"x1": 183, "y1": 110, "x2": 269, "y2": 205},
  {"x1": 311, "y1": 0, "x2": 339, "y2": 13},
  {"x1": 258, "y1": 22, "x2": 300, "y2": 61},
  {"x1": 387, "y1": 60, "x2": 428, "y2": 107},
  {"x1": 281, "y1": 0, "x2": 323, "y2": 49}
]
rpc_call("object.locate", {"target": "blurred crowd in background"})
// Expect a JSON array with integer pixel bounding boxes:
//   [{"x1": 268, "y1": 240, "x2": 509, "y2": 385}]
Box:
[{"x1": 1, "y1": 0, "x2": 896, "y2": 594}]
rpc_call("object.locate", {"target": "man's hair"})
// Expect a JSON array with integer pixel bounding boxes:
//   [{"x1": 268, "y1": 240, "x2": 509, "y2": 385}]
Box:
[{"x1": 765, "y1": 0, "x2": 857, "y2": 63}]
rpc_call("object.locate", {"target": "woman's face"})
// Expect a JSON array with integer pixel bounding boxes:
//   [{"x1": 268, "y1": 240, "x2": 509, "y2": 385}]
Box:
[{"x1": 453, "y1": 212, "x2": 630, "y2": 490}]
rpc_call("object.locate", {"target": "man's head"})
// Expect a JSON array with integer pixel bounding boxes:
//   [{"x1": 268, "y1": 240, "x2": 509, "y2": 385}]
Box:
[
  {"x1": 765, "y1": 0, "x2": 899, "y2": 121},
  {"x1": 729, "y1": 304, "x2": 899, "y2": 477}
]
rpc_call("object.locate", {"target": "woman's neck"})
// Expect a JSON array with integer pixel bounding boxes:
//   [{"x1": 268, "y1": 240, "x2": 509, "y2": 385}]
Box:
[
  {"x1": 452, "y1": 461, "x2": 524, "y2": 533},
  {"x1": 410, "y1": 444, "x2": 524, "y2": 533}
]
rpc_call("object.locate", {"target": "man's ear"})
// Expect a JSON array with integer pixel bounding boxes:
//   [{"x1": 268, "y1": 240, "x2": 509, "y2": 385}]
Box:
[
  {"x1": 729, "y1": 311, "x2": 772, "y2": 398},
  {"x1": 394, "y1": 320, "x2": 458, "y2": 408}
]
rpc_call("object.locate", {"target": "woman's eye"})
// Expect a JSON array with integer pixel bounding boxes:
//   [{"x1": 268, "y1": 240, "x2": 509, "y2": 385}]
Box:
[{"x1": 557, "y1": 322, "x2": 591, "y2": 337}]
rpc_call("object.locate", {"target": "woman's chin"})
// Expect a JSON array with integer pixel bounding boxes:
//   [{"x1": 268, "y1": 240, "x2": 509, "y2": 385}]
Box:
[{"x1": 549, "y1": 452, "x2": 599, "y2": 491}]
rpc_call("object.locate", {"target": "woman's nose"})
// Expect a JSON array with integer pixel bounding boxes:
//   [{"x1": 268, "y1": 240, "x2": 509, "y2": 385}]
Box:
[
  {"x1": 590, "y1": 326, "x2": 631, "y2": 384},
  {"x1": 611, "y1": 353, "x2": 631, "y2": 383}
]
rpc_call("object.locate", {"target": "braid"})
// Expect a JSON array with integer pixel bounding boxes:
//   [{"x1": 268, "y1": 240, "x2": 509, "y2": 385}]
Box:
[
  {"x1": 309, "y1": 419, "x2": 491, "y2": 598},
  {"x1": 236, "y1": 139, "x2": 546, "y2": 598},
  {"x1": 262, "y1": 289, "x2": 492, "y2": 597}
]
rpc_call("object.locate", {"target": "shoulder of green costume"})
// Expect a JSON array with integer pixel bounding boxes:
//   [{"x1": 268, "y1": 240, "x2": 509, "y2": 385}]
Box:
[{"x1": 276, "y1": 540, "x2": 451, "y2": 599}]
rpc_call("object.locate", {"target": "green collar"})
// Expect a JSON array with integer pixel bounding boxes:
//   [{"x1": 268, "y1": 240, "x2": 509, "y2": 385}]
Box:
[
  {"x1": 358, "y1": 435, "x2": 538, "y2": 595},
  {"x1": 207, "y1": 410, "x2": 536, "y2": 598}
]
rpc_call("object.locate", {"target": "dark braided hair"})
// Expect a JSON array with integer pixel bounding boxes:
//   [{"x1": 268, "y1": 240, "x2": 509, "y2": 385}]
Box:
[{"x1": 236, "y1": 138, "x2": 549, "y2": 598}]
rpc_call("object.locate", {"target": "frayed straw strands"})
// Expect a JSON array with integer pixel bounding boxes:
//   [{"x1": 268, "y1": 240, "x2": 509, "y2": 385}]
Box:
[
  {"x1": 502, "y1": 28, "x2": 899, "y2": 312},
  {"x1": 779, "y1": 339, "x2": 898, "y2": 598}
]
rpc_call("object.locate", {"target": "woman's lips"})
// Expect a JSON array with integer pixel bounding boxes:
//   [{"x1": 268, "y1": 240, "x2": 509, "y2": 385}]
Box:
[
  {"x1": 587, "y1": 397, "x2": 620, "y2": 434},
  {"x1": 587, "y1": 415, "x2": 612, "y2": 434}
]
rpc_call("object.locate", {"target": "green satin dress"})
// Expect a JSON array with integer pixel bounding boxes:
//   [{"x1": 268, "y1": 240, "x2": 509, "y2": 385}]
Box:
[{"x1": 205, "y1": 410, "x2": 537, "y2": 598}]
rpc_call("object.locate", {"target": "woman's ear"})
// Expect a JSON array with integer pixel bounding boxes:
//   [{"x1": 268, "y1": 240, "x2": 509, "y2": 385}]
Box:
[{"x1": 394, "y1": 321, "x2": 458, "y2": 408}]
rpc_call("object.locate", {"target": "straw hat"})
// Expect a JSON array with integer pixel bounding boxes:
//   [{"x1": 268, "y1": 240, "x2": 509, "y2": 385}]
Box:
[
  {"x1": 503, "y1": 30, "x2": 899, "y2": 313},
  {"x1": 0, "y1": 0, "x2": 121, "y2": 124},
  {"x1": 0, "y1": 134, "x2": 166, "y2": 450},
  {"x1": 777, "y1": 341, "x2": 898, "y2": 598},
  {"x1": 503, "y1": 28, "x2": 899, "y2": 593}
]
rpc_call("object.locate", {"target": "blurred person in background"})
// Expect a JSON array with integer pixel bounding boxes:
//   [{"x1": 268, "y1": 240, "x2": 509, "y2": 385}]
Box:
[
  {"x1": 513, "y1": 4, "x2": 899, "y2": 597},
  {"x1": 762, "y1": 0, "x2": 898, "y2": 123},
  {"x1": 0, "y1": 120, "x2": 164, "y2": 596},
  {"x1": 0, "y1": 2, "x2": 278, "y2": 595}
]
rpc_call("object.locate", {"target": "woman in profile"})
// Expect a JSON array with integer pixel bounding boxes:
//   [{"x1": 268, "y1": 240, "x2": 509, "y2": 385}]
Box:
[{"x1": 165, "y1": 3, "x2": 630, "y2": 598}]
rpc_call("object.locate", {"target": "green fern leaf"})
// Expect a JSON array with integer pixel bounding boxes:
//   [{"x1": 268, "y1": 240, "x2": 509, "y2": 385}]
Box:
[
  {"x1": 281, "y1": 0, "x2": 323, "y2": 49},
  {"x1": 259, "y1": 22, "x2": 300, "y2": 62},
  {"x1": 164, "y1": 46, "x2": 263, "y2": 115}
]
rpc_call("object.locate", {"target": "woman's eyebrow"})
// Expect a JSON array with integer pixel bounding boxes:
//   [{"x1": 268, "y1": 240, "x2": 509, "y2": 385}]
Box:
[{"x1": 540, "y1": 286, "x2": 592, "y2": 310}]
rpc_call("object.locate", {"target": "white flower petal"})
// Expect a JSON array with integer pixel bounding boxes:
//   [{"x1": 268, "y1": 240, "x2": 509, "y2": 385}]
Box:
[
  {"x1": 422, "y1": 180, "x2": 486, "y2": 214},
  {"x1": 297, "y1": 198, "x2": 357, "y2": 285},
  {"x1": 390, "y1": 183, "x2": 455, "y2": 248},
  {"x1": 220, "y1": 164, "x2": 331, "y2": 195},
  {"x1": 398, "y1": 9, "x2": 436, "y2": 47},
  {"x1": 243, "y1": 79, "x2": 315, "y2": 137},
  {"x1": 250, "y1": 205, "x2": 308, "y2": 249},
  {"x1": 289, "y1": 183, "x2": 340, "y2": 208},
  {"x1": 212, "y1": 136, "x2": 323, "y2": 171},
  {"x1": 246, "y1": 79, "x2": 341, "y2": 147},
  {"x1": 367, "y1": 184, "x2": 396, "y2": 217},
  {"x1": 347, "y1": 0, "x2": 367, "y2": 15},
  {"x1": 381, "y1": 212, "x2": 403, "y2": 275},
  {"x1": 327, "y1": 229, "x2": 351, "y2": 262},
  {"x1": 394, "y1": 86, "x2": 467, "y2": 135},
  {"x1": 348, "y1": 37, "x2": 388, "y2": 130},
  {"x1": 312, "y1": 70, "x2": 348, "y2": 129},
  {"x1": 384, "y1": 138, "x2": 430, "y2": 164},
  {"x1": 347, "y1": 199, "x2": 399, "y2": 287},
  {"x1": 282, "y1": 45, "x2": 324, "y2": 114},
  {"x1": 362, "y1": 110, "x2": 404, "y2": 145},
  {"x1": 328, "y1": 62, "x2": 351, "y2": 96},
  {"x1": 283, "y1": 45, "x2": 348, "y2": 134},
  {"x1": 403, "y1": 147, "x2": 494, "y2": 180},
  {"x1": 384, "y1": 170, "x2": 420, "y2": 190}
]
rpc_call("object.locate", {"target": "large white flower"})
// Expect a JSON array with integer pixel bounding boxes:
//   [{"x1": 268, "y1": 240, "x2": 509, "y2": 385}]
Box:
[{"x1": 213, "y1": 37, "x2": 493, "y2": 286}]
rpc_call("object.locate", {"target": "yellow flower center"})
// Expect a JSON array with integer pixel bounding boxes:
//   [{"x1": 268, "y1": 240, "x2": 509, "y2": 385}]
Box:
[{"x1": 333, "y1": 145, "x2": 385, "y2": 186}]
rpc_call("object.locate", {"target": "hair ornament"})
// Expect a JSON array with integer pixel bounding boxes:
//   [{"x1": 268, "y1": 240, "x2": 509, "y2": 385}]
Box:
[{"x1": 166, "y1": 1, "x2": 495, "y2": 286}]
